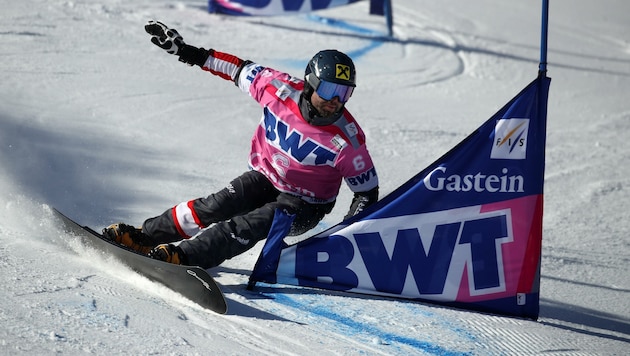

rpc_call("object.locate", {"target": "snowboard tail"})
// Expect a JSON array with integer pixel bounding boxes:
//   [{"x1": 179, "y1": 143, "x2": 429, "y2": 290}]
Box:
[{"x1": 53, "y1": 208, "x2": 227, "y2": 314}]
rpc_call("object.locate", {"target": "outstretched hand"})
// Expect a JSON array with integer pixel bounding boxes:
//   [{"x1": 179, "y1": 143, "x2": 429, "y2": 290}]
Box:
[{"x1": 145, "y1": 20, "x2": 184, "y2": 55}]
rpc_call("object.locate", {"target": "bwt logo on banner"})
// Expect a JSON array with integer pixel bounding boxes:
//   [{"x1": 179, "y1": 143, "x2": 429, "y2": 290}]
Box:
[
  {"x1": 491, "y1": 118, "x2": 530, "y2": 160},
  {"x1": 291, "y1": 207, "x2": 514, "y2": 300}
]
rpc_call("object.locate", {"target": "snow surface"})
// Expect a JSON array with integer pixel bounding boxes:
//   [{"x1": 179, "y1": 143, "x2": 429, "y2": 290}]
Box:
[{"x1": 1, "y1": 0, "x2": 629, "y2": 354}]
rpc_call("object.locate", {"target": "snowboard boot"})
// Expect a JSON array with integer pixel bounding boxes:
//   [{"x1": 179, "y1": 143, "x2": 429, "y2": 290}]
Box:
[
  {"x1": 102, "y1": 223, "x2": 153, "y2": 254},
  {"x1": 149, "y1": 244, "x2": 186, "y2": 265}
]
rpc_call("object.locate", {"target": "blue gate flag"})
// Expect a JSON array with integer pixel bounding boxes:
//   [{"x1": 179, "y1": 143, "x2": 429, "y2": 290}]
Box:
[
  {"x1": 209, "y1": 0, "x2": 371, "y2": 16},
  {"x1": 250, "y1": 74, "x2": 550, "y2": 320}
]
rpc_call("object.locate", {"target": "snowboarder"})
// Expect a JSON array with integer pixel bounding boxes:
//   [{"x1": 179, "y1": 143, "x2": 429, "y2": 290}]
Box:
[{"x1": 103, "y1": 21, "x2": 379, "y2": 269}]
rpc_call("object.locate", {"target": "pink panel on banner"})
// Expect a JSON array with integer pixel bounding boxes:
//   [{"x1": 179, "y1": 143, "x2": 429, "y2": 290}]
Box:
[{"x1": 454, "y1": 195, "x2": 542, "y2": 302}]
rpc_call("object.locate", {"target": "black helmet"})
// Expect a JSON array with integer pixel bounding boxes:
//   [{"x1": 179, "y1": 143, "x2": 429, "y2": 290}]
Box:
[
  {"x1": 305, "y1": 49, "x2": 356, "y2": 90},
  {"x1": 300, "y1": 50, "x2": 356, "y2": 126}
]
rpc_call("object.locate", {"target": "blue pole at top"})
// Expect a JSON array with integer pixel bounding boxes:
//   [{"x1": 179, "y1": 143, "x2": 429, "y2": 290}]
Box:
[
  {"x1": 386, "y1": 0, "x2": 394, "y2": 37},
  {"x1": 539, "y1": 0, "x2": 549, "y2": 75}
]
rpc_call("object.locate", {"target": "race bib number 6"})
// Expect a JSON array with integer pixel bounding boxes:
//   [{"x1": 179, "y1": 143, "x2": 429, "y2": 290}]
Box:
[{"x1": 353, "y1": 155, "x2": 366, "y2": 171}]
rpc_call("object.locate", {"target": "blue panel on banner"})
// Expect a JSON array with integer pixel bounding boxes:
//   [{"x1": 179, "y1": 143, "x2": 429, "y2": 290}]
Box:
[
  {"x1": 248, "y1": 209, "x2": 294, "y2": 286},
  {"x1": 357, "y1": 77, "x2": 550, "y2": 219},
  {"x1": 369, "y1": 0, "x2": 385, "y2": 15}
]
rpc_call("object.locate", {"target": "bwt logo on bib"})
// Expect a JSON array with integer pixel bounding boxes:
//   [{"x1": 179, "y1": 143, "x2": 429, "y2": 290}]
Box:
[
  {"x1": 491, "y1": 118, "x2": 530, "y2": 159},
  {"x1": 292, "y1": 207, "x2": 514, "y2": 300},
  {"x1": 264, "y1": 109, "x2": 337, "y2": 166}
]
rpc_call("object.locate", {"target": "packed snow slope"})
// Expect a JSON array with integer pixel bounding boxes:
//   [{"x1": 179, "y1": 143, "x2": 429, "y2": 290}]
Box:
[{"x1": 1, "y1": 0, "x2": 628, "y2": 354}]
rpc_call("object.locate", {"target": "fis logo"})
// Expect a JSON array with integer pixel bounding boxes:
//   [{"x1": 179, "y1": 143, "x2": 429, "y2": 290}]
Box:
[{"x1": 491, "y1": 118, "x2": 529, "y2": 160}]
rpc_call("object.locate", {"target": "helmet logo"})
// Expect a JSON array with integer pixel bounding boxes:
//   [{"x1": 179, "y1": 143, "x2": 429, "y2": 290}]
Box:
[{"x1": 335, "y1": 64, "x2": 351, "y2": 81}]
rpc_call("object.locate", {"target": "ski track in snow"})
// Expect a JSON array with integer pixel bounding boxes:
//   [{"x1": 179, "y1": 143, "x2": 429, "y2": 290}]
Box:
[{"x1": 1, "y1": 0, "x2": 629, "y2": 354}]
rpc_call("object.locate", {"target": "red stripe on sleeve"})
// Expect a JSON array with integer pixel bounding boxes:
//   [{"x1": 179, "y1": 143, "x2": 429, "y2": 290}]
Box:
[
  {"x1": 170, "y1": 206, "x2": 190, "y2": 239},
  {"x1": 188, "y1": 200, "x2": 206, "y2": 229},
  {"x1": 202, "y1": 50, "x2": 244, "y2": 82}
]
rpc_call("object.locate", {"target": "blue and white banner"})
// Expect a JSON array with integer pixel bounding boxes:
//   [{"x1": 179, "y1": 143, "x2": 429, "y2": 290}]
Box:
[
  {"x1": 208, "y1": 0, "x2": 385, "y2": 16},
  {"x1": 250, "y1": 74, "x2": 551, "y2": 320}
]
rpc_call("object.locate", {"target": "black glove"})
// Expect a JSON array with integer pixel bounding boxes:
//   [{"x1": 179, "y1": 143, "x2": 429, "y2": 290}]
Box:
[
  {"x1": 344, "y1": 186, "x2": 379, "y2": 220},
  {"x1": 145, "y1": 20, "x2": 184, "y2": 55},
  {"x1": 145, "y1": 20, "x2": 210, "y2": 67}
]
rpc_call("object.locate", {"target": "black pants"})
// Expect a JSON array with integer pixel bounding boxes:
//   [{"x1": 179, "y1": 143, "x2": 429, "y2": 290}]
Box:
[{"x1": 142, "y1": 170, "x2": 334, "y2": 268}]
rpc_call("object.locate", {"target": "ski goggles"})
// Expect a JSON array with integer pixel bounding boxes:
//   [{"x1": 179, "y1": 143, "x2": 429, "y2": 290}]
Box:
[{"x1": 315, "y1": 80, "x2": 354, "y2": 103}]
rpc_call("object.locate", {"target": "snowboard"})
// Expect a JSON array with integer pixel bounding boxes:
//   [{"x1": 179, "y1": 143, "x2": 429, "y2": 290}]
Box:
[{"x1": 53, "y1": 208, "x2": 228, "y2": 314}]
